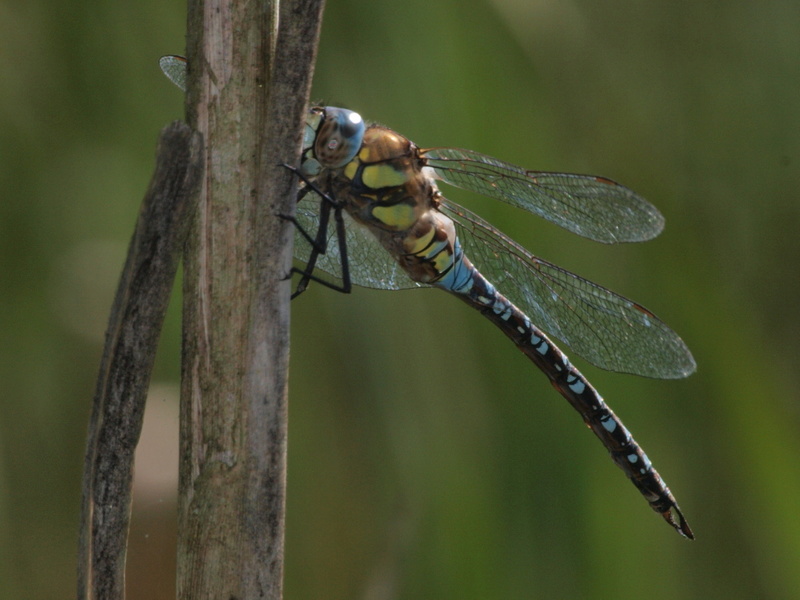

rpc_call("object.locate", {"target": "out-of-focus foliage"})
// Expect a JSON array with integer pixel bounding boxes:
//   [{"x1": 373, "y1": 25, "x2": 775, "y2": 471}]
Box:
[{"x1": 1, "y1": 1, "x2": 798, "y2": 598}]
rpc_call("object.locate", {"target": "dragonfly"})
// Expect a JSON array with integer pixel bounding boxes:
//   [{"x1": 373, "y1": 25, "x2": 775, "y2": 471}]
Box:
[{"x1": 160, "y1": 56, "x2": 696, "y2": 538}]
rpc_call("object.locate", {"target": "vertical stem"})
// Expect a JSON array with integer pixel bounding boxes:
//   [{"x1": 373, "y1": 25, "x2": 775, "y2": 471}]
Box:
[
  {"x1": 76, "y1": 123, "x2": 202, "y2": 600},
  {"x1": 178, "y1": 1, "x2": 325, "y2": 598}
]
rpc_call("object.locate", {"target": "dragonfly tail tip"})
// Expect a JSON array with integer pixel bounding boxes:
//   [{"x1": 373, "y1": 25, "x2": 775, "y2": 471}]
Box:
[{"x1": 663, "y1": 505, "x2": 694, "y2": 540}]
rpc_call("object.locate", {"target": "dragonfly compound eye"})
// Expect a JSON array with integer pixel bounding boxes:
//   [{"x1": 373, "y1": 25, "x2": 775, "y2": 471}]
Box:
[{"x1": 313, "y1": 107, "x2": 365, "y2": 169}]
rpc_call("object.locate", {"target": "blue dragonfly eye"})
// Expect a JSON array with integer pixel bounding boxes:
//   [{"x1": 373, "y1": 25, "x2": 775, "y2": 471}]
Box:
[{"x1": 311, "y1": 107, "x2": 365, "y2": 169}]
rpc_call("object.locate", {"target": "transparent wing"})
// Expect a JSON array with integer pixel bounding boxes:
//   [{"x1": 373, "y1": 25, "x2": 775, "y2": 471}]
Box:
[
  {"x1": 159, "y1": 55, "x2": 187, "y2": 92},
  {"x1": 294, "y1": 189, "x2": 420, "y2": 291},
  {"x1": 423, "y1": 147, "x2": 664, "y2": 243},
  {"x1": 438, "y1": 199, "x2": 695, "y2": 378}
]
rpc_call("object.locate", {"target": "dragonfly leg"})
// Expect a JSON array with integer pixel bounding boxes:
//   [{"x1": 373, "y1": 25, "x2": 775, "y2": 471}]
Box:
[
  {"x1": 289, "y1": 202, "x2": 352, "y2": 298},
  {"x1": 331, "y1": 202, "x2": 352, "y2": 293},
  {"x1": 286, "y1": 265, "x2": 352, "y2": 297},
  {"x1": 280, "y1": 164, "x2": 353, "y2": 298},
  {"x1": 278, "y1": 212, "x2": 326, "y2": 254},
  {"x1": 278, "y1": 180, "x2": 322, "y2": 250}
]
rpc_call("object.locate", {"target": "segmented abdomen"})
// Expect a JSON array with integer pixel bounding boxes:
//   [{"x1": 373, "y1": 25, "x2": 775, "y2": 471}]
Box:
[{"x1": 436, "y1": 255, "x2": 693, "y2": 538}]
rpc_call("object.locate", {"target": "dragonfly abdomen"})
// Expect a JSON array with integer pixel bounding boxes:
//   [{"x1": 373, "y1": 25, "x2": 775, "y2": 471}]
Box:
[{"x1": 441, "y1": 262, "x2": 694, "y2": 539}]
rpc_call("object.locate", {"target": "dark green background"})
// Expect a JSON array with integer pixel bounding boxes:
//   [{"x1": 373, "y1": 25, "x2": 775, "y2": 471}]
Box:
[{"x1": 2, "y1": 1, "x2": 799, "y2": 598}]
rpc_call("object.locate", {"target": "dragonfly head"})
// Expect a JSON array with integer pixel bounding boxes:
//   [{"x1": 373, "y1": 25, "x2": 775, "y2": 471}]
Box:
[{"x1": 301, "y1": 106, "x2": 365, "y2": 176}]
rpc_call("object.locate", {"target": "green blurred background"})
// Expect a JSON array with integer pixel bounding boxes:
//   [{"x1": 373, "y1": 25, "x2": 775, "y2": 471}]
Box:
[{"x1": 2, "y1": 0, "x2": 799, "y2": 598}]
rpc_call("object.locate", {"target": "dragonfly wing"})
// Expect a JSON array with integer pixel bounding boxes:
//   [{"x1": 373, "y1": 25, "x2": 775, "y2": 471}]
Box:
[
  {"x1": 295, "y1": 191, "x2": 420, "y2": 291},
  {"x1": 424, "y1": 147, "x2": 664, "y2": 243},
  {"x1": 159, "y1": 55, "x2": 188, "y2": 92},
  {"x1": 439, "y1": 199, "x2": 695, "y2": 378}
]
